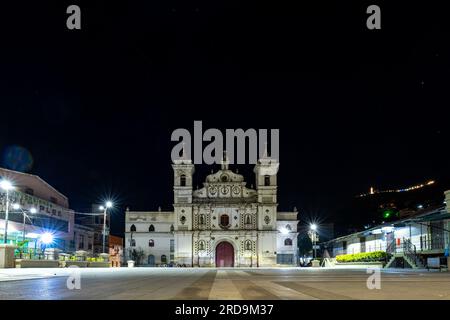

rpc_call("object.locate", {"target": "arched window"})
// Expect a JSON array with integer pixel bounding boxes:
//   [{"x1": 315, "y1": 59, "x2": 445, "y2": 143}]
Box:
[
  {"x1": 199, "y1": 214, "x2": 205, "y2": 225},
  {"x1": 180, "y1": 174, "x2": 186, "y2": 186},
  {"x1": 149, "y1": 239, "x2": 155, "y2": 247},
  {"x1": 284, "y1": 238, "x2": 292, "y2": 246},
  {"x1": 130, "y1": 224, "x2": 136, "y2": 232},
  {"x1": 264, "y1": 175, "x2": 270, "y2": 186},
  {"x1": 149, "y1": 224, "x2": 155, "y2": 232},
  {"x1": 170, "y1": 224, "x2": 174, "y2": 232},
  {"x1": 245, "y1": 240, "x2": 252, "y2": 250},
  {"x1": 198, "y1": 240, "x2": 205, "y2": 251},
  {"x1": 245, "y1": 214, "x2": 252, "y2": 225},
  {"x1": 220, "y1": 214, "x2": 229, "y2": 227},
  {"x1": 161, "y1": 254, "x2": 167, "y2": 264}
]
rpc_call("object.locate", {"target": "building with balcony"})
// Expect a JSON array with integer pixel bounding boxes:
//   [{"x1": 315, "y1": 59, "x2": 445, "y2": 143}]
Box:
[
  {"x1": 323, "y1": 190, "x2": 450, "y2": 268},
  {"x1": 0, "y1": 167, "x2": 75, "y2": 252}
]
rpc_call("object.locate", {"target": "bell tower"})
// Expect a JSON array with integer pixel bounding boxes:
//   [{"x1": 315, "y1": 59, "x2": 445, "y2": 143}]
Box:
[
  {"x1": 254, "y1": 145, "x2": 279, "y2": 205},
  {"x1": 254, "y1": 145, "x2": 279, "y2": 266},
  {"x1": 172, "y1": 144, "x2": 195, "y2": 265},
  {"x1": 172, "y1": 144, "x2": 194, "y2": 231}
]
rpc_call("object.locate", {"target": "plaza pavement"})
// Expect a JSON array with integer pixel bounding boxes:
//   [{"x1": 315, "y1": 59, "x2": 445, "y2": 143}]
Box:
[{"x1": 0, "y1": 267, "x2": 449, "y2": 300}]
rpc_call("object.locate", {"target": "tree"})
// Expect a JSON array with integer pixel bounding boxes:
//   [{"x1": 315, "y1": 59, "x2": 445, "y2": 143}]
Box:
[{"x1": 128, "y1": 247, "x2": 145, "y2": 265}]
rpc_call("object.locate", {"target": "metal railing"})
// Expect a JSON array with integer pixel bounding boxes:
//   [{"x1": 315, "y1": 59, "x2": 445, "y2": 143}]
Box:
[{"x1": 403, "y1": 238, "x2": 424, "y2": 268}]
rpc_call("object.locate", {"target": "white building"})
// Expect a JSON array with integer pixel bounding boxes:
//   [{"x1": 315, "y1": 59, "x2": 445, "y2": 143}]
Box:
[
  {"x1": 324, "y1": 190, "x2": 450, "y2": 268},
  {"x1": 125, "y1": 153, "x2": 299, "y2": 267},
  {"x1": 0, "y1": 167, "x2": 75, "y2": 251}
]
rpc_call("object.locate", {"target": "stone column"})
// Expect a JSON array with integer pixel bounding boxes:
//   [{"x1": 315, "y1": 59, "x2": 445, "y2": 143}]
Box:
[
  {"x1": 0, "y1": 244, "x2": 17, "y2": 268},
  {"x1": 44, "y1": 248, "x2": 61, "y2": 260},
  {"x1": 75, "y1": 250, "x2": 88, "y2": 261}
]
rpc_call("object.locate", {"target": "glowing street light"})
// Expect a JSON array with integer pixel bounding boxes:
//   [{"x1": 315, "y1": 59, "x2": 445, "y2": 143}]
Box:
[
  {"x1": 1, "y1": 179, "x2": 14, "y2": 244},
  {"x1": 41, "y1": 232, "x2": 54, "y2": 245},
  {"x1": 309, "y1": 224, "x2": 318, "y2": 259},
  {"x1": 11, "y1": 204, "x2": 37, "y2": 243},
  {"x1": 0, "y1": 180, "x2": 13, "y2": 191},
  {"x1": 100, "y1": 201, "x2": 113, "y2": 253}
]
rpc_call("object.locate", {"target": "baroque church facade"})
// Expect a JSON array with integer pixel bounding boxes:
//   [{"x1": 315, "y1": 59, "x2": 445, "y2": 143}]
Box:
[{"x1": 124, "y1": 152, "x2": 299, "y2": 267}]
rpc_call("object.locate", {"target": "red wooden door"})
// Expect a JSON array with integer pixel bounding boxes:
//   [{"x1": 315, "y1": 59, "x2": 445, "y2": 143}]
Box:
[{"x1": 215, "y1": 242, "x2": 234, "y2": 267}]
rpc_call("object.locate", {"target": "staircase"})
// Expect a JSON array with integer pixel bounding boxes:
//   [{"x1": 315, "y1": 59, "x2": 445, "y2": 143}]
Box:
[{"x1": 385, "y1": 238, "x2": 425, "y2": 269}]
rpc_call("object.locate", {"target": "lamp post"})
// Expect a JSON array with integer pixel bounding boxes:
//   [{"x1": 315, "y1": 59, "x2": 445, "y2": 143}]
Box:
[
  {"x1": 310, "y1": 224, "x2": 318, "y2": 259},
  {"x1": 1, "y1": 180, "x2": 14, "y2": 244},
  {"x1": 99, "y1": 201, "x2": 113, "y2": 254},
  {"x1": 12, "y1": 204, "x2": 36, "y2": 243}
]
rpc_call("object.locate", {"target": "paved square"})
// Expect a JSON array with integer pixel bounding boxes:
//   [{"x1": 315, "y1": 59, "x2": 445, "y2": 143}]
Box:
[{"x1": 0, "y1": 268, "x2": 449, "y2": 300}]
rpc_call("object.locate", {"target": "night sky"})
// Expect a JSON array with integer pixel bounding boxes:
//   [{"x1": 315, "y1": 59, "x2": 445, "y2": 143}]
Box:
[{"x1": 1, "y1": 1, "x2": 449, "y2": 237}]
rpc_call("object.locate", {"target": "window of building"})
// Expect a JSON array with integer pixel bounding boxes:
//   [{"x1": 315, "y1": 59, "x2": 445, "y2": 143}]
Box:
[
  {"x1": 161, "y1": 255, "x2": 167, "y2": 264},
  {"x1": 199, "y1": 214, "x2": 205, "y2": 225},
  {"x1": 180, "y1": 175, "x2": 186, "y2": 186},
  {"x1": 284, "y1": 238, "x2": 292, "y2": 246},
  {"x1": 245, "y1": 240, "x2": 252, "y2": 250},
  {"x1": 170, "y1": 225, "x2": 174, "y2": 232},
  {"x1": 264, "y1": 175, "x2": 270, "y2": 186},
  {"x1": 149, "y1": 239, "x2": 154, "y2": 247},
  {"x1": 245, "y1": 215, "x2": 252, "y2": 225},
  {"x1": 130, "y1": 239, "x2": 136, "y2": 247},
  {"x1": 130, "y1": 224, "x2": 136, "y2": 232},
  {"x1": 149, "y1": 224, "x2": 155, "y2": 232},
  {"x1": 198, "y1": 240, "x2": 205, "y2": 251},
  {"x1": 220, "y1": 214, "x2": 229, "y2": 227}
]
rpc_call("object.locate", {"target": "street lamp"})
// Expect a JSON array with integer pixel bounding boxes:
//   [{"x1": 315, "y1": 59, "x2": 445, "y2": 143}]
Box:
[
  {"x1": 309, "y1": 224, "x2": 318, "y2": 259},
  {"x1": 12, "y1": 204, "x2": 37, "y2": 242},
  {"x1": 1, "y1": 179, "x2": 14, "y2": 244},
  {"x1": 99, "y1": 201, "x2": 113, "y2": 253},
  {"x1": 41, "y1": 232, "x2": 54, "y2": 245}
]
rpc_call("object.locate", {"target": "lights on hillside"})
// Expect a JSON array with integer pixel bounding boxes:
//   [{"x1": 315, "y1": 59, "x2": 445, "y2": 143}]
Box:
[{"x1": 358, "y1": 180, "x2": 436, "y2": 197}]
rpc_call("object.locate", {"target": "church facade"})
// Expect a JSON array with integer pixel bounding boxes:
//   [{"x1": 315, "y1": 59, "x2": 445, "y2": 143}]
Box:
[{"x1": 124, "y1": 153, "x2": 298, "y2": 267}]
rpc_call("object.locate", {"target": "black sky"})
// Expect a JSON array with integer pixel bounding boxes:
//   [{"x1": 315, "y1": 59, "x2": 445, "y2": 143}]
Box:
[{"x1": 1, "y1": 1, "x2": 449, "y2": 236}]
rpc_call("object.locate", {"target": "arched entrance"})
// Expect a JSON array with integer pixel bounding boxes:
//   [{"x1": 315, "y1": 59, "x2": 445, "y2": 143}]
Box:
[
  {"x1": 148, "y1": 254, "x2": 155, "y2": 266},
  {"x1": 215, "y1": 241, "x2": 234, "y2": 267}
]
